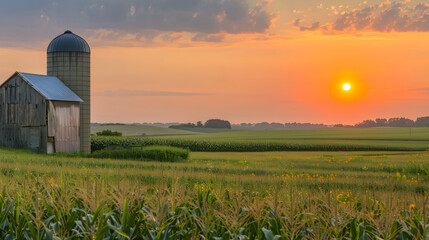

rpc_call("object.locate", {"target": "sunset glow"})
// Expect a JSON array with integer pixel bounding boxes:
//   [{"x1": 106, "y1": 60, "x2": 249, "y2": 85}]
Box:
[
  {"x1": 0, "y1": 0, "x2": 428, "y2": 124},
  {"x1": 343, "y1": 83, "x2": 351, "y2": 91}
]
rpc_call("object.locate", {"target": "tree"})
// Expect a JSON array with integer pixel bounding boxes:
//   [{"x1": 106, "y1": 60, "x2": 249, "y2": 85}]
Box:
[
  {"x1": 96, "y1": 129, "x2": 122, "y2": 136},
  {"x1": 387, "y1": 118, "x2": 414, "y2": 127},
  {"x1": 197, "y1": 121, "x2": 203, "y2": 127},
  {"x1": 355, "y1": 120, "x2": 377, "y2": 128},
  {"x1": 204, "y1": 119, "x2": 231, "y2": 129},
  {"x1": 375, "y1": 118, "x2": 387, "y2": 127},
  {"x1": 415, "y1": 117, "x2": 429, "y2": 127}
]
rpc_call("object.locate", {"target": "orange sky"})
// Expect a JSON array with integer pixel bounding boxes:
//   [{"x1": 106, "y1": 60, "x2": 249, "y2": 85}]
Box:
[{"x1": 1, "y1": 0, "x2": 428, "y2": 124}]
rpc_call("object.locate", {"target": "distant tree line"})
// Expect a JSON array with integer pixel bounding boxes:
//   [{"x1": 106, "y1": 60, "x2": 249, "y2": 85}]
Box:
[
  {"x1": 234, "y1": 116, "x2": 429, "y2": 129},
  {"x1": 354, "y1": 117, "x2": 429, "y2": 128},
  {"x1": 93, "y1": 116, "x2": 429, "y2": 131},
  {"x1": 169, "y1": 119, "x2": 232, "y2": 129},
  {"x1": 96, "y1": 130, "x2": 123, "y2": 136}
]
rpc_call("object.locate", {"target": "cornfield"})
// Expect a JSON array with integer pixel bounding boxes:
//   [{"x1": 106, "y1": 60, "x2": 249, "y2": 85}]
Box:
[
  {"x1": 89, "y1": 146, "x2": 190, "y2": 162},
  {"x1": 0, "y1": 147, "x2": 428, "y2": 239},
  {"x1": 91, "y1": 136, "x2": 425, "y2": 152},
  {"x1": 0, "y1": 179, "x2": 428, "y2": 239}
]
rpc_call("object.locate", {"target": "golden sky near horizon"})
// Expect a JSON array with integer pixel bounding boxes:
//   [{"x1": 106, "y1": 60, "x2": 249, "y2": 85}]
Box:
[{"x1": 0, "y1": 0, "x2": 428, "y2": 124}]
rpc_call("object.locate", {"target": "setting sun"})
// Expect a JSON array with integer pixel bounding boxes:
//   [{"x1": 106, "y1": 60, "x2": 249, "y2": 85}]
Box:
[
  {"x1": 328, "y1": 72, "x2": 368, "y2": 104},
  {"x1": 343, "y1": 83, "x2": 351, "y2": 91}
]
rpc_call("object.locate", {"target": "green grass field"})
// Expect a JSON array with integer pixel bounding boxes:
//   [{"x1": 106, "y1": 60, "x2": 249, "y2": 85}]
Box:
[
  {"x1": 91, "y1": 124, "x2": 198, "y2": 136},
  {"x1": 159, "y1": 127, "x2": 429, "y2": 150},
  {"x1": 169, "y1": 126, "x2": 234, "y2": 133},
  {"x1": 2, "y1": 147, "x2": 427, "y2": 193},
  {"x1": 91, "y1": 126, "x2": 429, "y2": 150},
  {"x1": 164, "y1": 127, "x2": 429, "y2": 141},
  {"x1": 91, "y1": 127, "x2": 429, "y2": 152},
  {"x1": 0, "y1": 145, "x2": 428, "y2": 238}
]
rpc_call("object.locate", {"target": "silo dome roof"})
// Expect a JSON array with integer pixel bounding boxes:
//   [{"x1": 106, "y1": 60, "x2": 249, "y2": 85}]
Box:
[{"x1": 47, "y1": 30, "x2": 90, "y2": 53}]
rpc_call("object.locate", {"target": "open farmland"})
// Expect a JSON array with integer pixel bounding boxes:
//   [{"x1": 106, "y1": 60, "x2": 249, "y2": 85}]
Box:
[
  {"x1": 91, "y1": 124, "x2": 199, "y2": 136},
  {"x1": 92, "y1": 127, "x2": 429, "y2": 152},
  {"x1": 0, "y1": 146, "x2": 428, "y2": 239},
  {"x1": 169, "y1": 126, "x2": 235, "y2": 133}
]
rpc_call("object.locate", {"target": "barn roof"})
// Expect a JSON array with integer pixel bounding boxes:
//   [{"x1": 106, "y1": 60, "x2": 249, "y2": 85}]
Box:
[{"x1": 16, "y1": 72, "x2": 83, "y2": 102}]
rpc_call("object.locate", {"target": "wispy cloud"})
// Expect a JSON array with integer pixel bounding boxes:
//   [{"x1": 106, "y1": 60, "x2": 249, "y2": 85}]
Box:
[
  {"x1": 95, "y1": 89, "x2": 209, "y2": 97},
  {"x1": 191, "y1": 33, "x2": 226, "y2": 42},
  {"x1": 411, "y1": 87, "x2": 429, "y2": 94},
  {"x1": 294, "y1": 1, "x2": 429, "y2": 33},
  {"x1": 300, "y1": 22, "x2": 320, "y2": 31}
]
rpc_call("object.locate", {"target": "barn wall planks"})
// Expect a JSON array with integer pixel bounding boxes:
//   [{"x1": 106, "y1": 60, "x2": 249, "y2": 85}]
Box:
[
  {"x1": 0, "y1": 75, "x2": 47, "y2": 152},
  {"x1": 47, "y1": 101, "x2": 80, "y2": 152}
]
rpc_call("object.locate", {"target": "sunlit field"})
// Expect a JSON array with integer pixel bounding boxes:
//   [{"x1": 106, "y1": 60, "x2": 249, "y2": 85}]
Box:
[
  {"x1": 91, "y1": 124, "x2": 199, "y2": 136},
  {"x1": 92, "y1": 127, "x2": 429, "y2": 152},
  {"x1": 164, "y1": 127, "x2": 429, "y2": 150},
  {"x1": 0, "y1": 146, "x2": 428, "y2": 239}
]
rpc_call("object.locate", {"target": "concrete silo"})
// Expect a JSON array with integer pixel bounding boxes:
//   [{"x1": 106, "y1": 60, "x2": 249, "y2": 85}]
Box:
[{"x1": 47, "y1": 30, "x2": 91, "y2": 152}]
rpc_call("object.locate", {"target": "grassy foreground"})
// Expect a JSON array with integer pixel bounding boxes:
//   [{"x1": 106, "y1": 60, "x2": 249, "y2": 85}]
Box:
[{"x1": 0, "y1": 147, "x2": 428, "y2": 239}]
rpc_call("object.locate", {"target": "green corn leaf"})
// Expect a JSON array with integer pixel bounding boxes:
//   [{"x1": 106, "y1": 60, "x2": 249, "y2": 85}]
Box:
[
  {"x1": 121, "y1": 198, "x2": 129, "y2": 231},
  {"x1": 107, "y1": 220, "x2": 130, "y2": 238},
  {"x1": 262, "y1": 228, "x2": 281, "y2": 240}
]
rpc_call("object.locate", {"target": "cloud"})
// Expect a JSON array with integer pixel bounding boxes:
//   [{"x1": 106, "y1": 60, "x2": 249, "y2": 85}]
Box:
[
  {"x1": 0, "y1": 0, "x2": 274, "y2": 47},
  {"x1": 294, "y1": 1, "x2": 429, "y2": 33},
  {"x1": 411, "y1": 87, "x2": 429, "y2": 94},
  {"x1": 300, "y1": 22, "x2": 320, "y2": 31},
  {"x1": 192, "y1": 33, "x2": 226, "y2": 42},
  {"x1": 293, "y1": 19, "x2": 302, "y2": 27},
  {"x1": 161, "y1": 33, "x2": 183, "y2": 43},
  {"x1": 95, "y1": 89, "x2": 208, "y2": 97}
]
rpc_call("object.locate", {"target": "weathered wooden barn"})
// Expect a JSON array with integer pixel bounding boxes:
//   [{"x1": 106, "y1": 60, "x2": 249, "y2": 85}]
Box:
[{"x1": 0, "y1": 72, "x2": 83, "y2": 153}]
